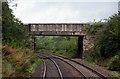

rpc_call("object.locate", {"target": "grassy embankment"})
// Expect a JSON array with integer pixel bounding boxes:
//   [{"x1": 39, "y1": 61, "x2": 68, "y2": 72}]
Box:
[
  {"x1": 2, "y1": 1, "x2": 41, "y2": 77},
  {"x1": 2, "y1": 45, "x2": 41, "y2": 77}
]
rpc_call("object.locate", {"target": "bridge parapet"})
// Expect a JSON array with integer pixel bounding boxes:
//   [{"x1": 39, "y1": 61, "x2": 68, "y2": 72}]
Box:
[{"x1": 27, "y1": 23, "x2": 89, "y2": 36}]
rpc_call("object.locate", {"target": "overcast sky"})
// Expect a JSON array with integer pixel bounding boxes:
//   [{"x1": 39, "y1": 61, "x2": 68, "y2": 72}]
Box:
[{"x1": 10, "y1": 0, "x2": 119, "y2": 23}]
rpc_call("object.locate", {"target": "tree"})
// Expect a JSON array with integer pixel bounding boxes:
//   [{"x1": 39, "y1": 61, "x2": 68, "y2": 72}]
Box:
[
  {"x1": 2, "y1": 2, "x2": 29, "y2": 47},
  {"x1": 94, "y1": 12, "x2": 120, "y2": 57}
]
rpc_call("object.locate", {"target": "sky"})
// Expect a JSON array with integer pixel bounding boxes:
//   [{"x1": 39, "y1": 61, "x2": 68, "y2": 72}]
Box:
[{"x1": 10, "y1": 0, "x2": 120, "y2": 23}]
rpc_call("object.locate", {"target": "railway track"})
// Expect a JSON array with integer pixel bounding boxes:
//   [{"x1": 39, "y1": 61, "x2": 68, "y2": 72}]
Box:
[
  {"x1": 42, "y1": 60, "x2": 46, "y2": 79},
  {"x1": 52, "y1": 55, "x2": 107, "y2": 79},
  {"x1": 36, "y1": 53, "x2": 108, "y2": 79},
  {"x1": 37, "y1": 54, "x2": 63, "y2": 79}
]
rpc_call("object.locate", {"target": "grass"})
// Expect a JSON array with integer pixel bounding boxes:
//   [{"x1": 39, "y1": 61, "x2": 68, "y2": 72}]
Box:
[
  {"x1": 2, "y1": 45, "x2": 36, "y2": 77},
  {"x1": 25, "y1": 57, "x2": 42, "y2": 74},
  {"x1": 112, "y1": 72, "x2": 120, "y2": 77}
]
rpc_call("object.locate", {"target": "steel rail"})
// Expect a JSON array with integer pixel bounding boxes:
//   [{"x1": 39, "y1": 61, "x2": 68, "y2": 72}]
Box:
[
  {"x1": 37, "y1": 54, "x2": 63, "y2": 79},
  {"x1": 49, "y1": 58, "x2": 63, "y2": 79},
  {"x1": 53, "y1": 56, "x2": 88, "y2": 79},
  {"x1": 42, "y1": 60, "x2": 47, "y2": 79},
  {"x1": 53, "y1": 55, "x2": 107, "y2": 79},
  {"x1": 36, "y1": 54, "x2": 47, "y2": 79},
  {"x1": 38, "y1": 53, "x2": 87, "y2": 79}
]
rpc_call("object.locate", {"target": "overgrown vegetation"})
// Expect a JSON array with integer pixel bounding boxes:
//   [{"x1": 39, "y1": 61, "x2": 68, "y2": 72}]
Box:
[
  {"x1": 2, "y1": 46, "x2": 34, "y2": 77},
  {"x1": 35, "y1": 36, "x2": 78, "y2": 57},
  {"x1": 2, "y1": 2, "x2": 29, "y2": 48},
  {"x1": 85, "y1": 12, "x2": 120, "y2": 71},
  {"x1": 112, "y1": 72, "x2": 120, "y2": 77},
  {"x1": 2, "y1": 0, "x2": 120, "y2": 77},
  {"x1": 2, "y1": 1, "x2": 36, "y2": 77}
]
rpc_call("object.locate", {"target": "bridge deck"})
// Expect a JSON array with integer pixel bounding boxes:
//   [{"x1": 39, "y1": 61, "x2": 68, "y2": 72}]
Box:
[{"x1": 26, "y1": 23, "x2": 89, "y2": 36}]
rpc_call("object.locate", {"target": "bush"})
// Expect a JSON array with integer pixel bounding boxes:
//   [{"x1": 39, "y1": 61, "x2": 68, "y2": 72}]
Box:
[
  {"x1": 84, "y1": 47, "x2": 96, "y2": 63},
  {"x1": 112, "y1": 72, "x2": 120, "y2": 77},
  {"x1": 85, "y1": 12, "x2": 120, "y2": 71},
  {"x1": 2, "y1": 45, "x2": 35, "y2": 77},
  {"x1": 107, "y1": 52, "x2": 120, "y2": 71},
  {"x1": 2, "y1": 2, "x2": 29, "y2": 48}
]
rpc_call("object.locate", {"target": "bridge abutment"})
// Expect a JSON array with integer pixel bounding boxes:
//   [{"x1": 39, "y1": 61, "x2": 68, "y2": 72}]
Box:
[{"x1": 30, "y1": 35, "x2": 35, "y2": 50}]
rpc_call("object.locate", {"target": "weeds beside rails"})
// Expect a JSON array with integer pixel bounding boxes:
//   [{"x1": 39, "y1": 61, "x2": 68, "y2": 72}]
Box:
[{"x1": 2, "y1": 45, "x2": 36, "y2": 77}]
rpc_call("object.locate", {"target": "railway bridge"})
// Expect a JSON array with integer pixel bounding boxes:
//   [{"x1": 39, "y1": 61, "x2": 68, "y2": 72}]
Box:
[{"x1": 25, "y1": 23, "x2": 92, "y2": 58}]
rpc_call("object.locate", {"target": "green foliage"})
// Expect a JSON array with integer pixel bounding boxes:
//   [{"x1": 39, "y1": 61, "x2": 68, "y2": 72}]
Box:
[
  {"x1": 112, "y1": 72, "x2": 120, "y2": 77},
  {"x1": 95, "y1": 12, "x2": 120, "y2": 57},
  {"x1": 2, "y1": 46, "x2": 35, "y2": 77},
  {"x1": 2, "y1": 2, "x2": 29, "y2": 48},
  {"x1": 107, "y1": 52, "x2": 120, "y2": 71},
  {"x1": 35, "y1": 36, "x2": 78, "y2": 57},
  {"x1": 24, "y1": 58, "x2": 41, "y2": 74},
  {"x1": 2, "y1": 2, "x2": 35, "y2": 77},
  {"x1": 83, "y1": 21, "x2": 103, "y2": 35},
  {"x1": 85, "y1": 12, "x2": 120, "y2": 71},
  {"x1": 84, "y1": 48, "x2": 95, "y2": 63}
]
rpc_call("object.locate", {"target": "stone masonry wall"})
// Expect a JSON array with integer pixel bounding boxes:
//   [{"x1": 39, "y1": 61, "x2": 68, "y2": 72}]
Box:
[{"x1": 83, "y1": 34, "x2": 95, "y2": 54}]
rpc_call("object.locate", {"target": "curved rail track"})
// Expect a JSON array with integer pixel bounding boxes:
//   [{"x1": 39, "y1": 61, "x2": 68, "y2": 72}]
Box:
[
  {"x1": 36, "y1": 53, "x2": 108, "y2": 79},
  {"x1": 52, "y1": 54, "x2": 108, "y2": 79},
  {"x1": 37, "y1": 54, "x2": 63, "y2": 79},
  {"x1": 42, "y1": 60, "x2": 46, "y2": 79},
  {"x1": 36, "y1": 55, "x2": 47, "y2": 79}
]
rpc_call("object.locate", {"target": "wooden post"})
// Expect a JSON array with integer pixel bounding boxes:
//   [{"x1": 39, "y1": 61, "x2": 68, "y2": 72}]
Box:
[{"x1": 77, "y1": 36, "x2": 83, "y2": 58}]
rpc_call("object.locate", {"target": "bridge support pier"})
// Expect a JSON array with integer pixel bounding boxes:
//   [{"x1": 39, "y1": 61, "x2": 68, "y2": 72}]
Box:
[
  {"x1": 77, "y1": 36, "x2": 83, "y2": 58},
  {"x1": 30, "y1": 35, "x2": 35, "y2": 51}
]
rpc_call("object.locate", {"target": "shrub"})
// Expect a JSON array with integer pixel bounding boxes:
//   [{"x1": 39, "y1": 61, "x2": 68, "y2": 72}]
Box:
[
  {"x1": 107, "y1": 52, "x2": 120, "y2": 71},
  {"x1": 85, "y1": 12, "x2": 120, "y2": 71},
  {"x1": 2, "y1": 45, "x2": 35, "y2": 77}
]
